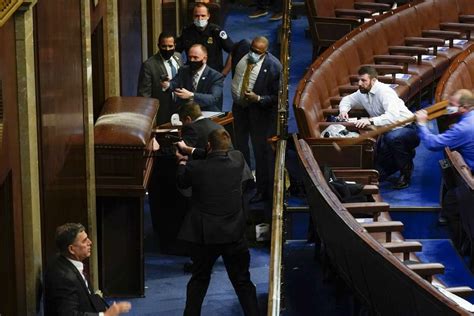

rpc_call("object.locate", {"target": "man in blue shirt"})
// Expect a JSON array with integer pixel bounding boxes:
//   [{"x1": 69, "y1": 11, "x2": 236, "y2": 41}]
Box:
[{"x1": 416, "y1": 94, "x2": 474, "y2": 169}]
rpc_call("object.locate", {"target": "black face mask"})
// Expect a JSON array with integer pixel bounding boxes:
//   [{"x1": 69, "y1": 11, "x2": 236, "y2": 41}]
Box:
[
  {"x1": 188, "y1": 60, "x2": 203, "y2": 72},
  {"x1": 160, "y1": 49, "x2": 175, "y2": 60}
]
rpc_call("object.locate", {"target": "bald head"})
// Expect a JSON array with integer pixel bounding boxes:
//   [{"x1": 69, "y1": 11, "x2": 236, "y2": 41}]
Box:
[
  {"x1": 251, "y1": 36, "x2": 269, "y2": 54},
  {"x1": 450, "y1": 89, "x2": 474, "y2": 107}
]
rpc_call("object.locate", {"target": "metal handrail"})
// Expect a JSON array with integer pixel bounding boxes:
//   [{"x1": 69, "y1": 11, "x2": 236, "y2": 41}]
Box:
[{"x1": 267, "y1": 0, "x2": 291, "y2": 314}]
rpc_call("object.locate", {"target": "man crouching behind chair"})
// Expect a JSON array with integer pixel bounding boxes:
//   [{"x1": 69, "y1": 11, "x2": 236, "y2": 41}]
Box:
[
  {"x1": 176, "y1": 129, "x2": 260, "y2": 316},
  {"x1": 44, "y1": 223, "x2": 131, "y2": 316},
  {"x1": 338, "y1": 66, "x2": 420, "y2": 189}
]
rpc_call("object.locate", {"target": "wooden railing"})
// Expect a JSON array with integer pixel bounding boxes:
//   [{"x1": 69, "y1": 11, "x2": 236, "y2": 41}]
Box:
[
  {"x1": 267, "y1": 0, "x2": 291, "y2": 314},
  {"x1": 0, "y1": 0, "x2": 23, "y2": 27}
]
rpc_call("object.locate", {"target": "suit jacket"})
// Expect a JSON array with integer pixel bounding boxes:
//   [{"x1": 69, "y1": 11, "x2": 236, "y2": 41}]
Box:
[
  {"x1": 181, "y1": 117, "x2": 223, "y2": 150},
  {"x1": 170, "y1": 65, "x2": 224, "y2": 112},
  {"x1": 176, "y1": 150, "x2": 247, "y2": 244},
  {"x1": 44, "y1": 255, "x2": 108, "y2": 316},
  {"x1": 231, "y1": 40, "x2": 282, "y2": 110},
  {"x1": 137, "y1": 52, "x2": 183, "y2": 125}
]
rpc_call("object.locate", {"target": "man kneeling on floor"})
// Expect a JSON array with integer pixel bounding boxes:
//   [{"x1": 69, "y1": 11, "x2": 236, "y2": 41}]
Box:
[
  {"x1": 176, "y1": 129, "x2": 260, "y2": 316},
  {"x1": 338, "y1": 66, "x2": 420, "y2": 189}
]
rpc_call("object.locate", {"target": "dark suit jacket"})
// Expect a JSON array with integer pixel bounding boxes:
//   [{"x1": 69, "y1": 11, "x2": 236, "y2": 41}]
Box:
[
  {"x1": 231, "y1": 40, "x2": 282, "y2": 110},
  {"x1": 181, "y1": 117, "x2": 223, "y2": 150},
  {"x1": 169, "y1": 65, "x2": 224, "y2": 112},
  {"x1": 137, "y1": 52, "x2": 183, "y2": 125},
  {"x1": 176, "y1": 150, "x2": 247, "y2": 244},
  {"x1": 44, "y1": 255, "x2": 107, "y2": 316}
]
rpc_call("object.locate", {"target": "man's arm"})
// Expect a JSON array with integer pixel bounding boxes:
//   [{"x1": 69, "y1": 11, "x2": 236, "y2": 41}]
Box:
[
  {"x1": 371, "y1": 90, "x2": 410, "y2": 126},
  {"x1": 253, "y1": 61, "x2": 282, "y2": 108},
  {"x1": 181, "y1": 124, "x2": 199, "y2": 147},
  {"x1": 418, "y1": 121, "x2": 468, "y2": 151},
  {"x1": 137, "y1": 63, "x2": 152, "y2": 97},
  {"x1": 338, "y1": 92, "x2": 360, "y2": 119},
  {"x1": 193, "y1": 73, "x2": 224, "y2": 111}
]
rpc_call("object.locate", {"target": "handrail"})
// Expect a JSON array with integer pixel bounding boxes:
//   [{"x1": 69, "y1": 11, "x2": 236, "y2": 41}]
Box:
[
  {"x1": 267, "y1": 0, "x2": 291, "y2": 314},
  {"x1": 0, "y1": 0, "x2": 23, "y2": 28}
]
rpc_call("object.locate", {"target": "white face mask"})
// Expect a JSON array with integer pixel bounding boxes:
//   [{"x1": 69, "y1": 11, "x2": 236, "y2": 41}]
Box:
[
  {"x1": 194, "y1": 19, "x2": 208, "y2": 29},
  {"x1": 446, "y1": 106, "x2": 459, "y2": 114},
  {"x1": 248, "y1": 51, "x2": 262, "y2": 64}
]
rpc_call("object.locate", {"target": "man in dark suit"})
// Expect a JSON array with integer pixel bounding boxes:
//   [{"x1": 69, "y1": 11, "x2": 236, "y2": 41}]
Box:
[
  {"x1": 231, "y1": 36, "x2": 282, "y2": 203},
  {"x1": 161, "y1": 44, "x2": 224, "y2": 112},
  {"x1": 137, "y1": 31, "x2": 183, "y2": 125},
  {"x1": 44, "y1": 223, "x2": 131, "y2": 316},
  {"x1": 176, "y1": 129, "x2": 259, "y2": 316},
  {"x1": 179, "y1": 101, "x2": 223, "y2": 152}
]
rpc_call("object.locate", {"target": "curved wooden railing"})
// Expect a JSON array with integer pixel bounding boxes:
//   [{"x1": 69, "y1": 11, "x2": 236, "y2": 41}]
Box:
[
  {"x1": 267, "y1": 0, "x2": 291, "y2": 314},
  {"x1": 0, "y1": 0, "x2": 23, "y2": 28},
  {"x1": 435, "y1": 43, "x2": 474, "y2": 102}
]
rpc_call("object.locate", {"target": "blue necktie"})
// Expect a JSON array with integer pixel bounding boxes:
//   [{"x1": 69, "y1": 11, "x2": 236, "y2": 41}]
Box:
[{"x1": 168, "y1": 60, "x2": 177, "y2": 78}]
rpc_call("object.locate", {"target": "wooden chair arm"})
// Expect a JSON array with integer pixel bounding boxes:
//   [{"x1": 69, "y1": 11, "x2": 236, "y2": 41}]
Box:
[
  {"x1": 459, "y1": 15, "x2": 474, "y2": 23},
  {"x1": 405, "y1": 37, "x2": 445, "y2": 47},
  {"x1": 354, "y1": 2, "x2": 390, "y2": 13},
  {"x1": 343, "y1": 201, "x2": 389, "y2": 221},
  {"x1": 406, "y1": 263, "x2": 445, "y2": 281},
  {"x1": 444, "y1": 286, "x2": 474, "y2": 298},
  {"x1": 361, "y1": 184, "x2": 379, "y2": 195},
  {"x1": 339, "y1": 85, "x2": 359, "y2": 95},
  {"x1": 362, "y1": 221, "x2": 404, "y2": 242},
  {"x1": 382, "y1": 241, "x2": 422, "y2": 261},
  {"x1": 335, "y1": 8, "x2": 372, "y2": 19}
]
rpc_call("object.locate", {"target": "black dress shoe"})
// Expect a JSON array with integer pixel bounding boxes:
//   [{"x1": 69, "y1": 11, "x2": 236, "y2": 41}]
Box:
[
  {"x1": 249, "y1": 192, "x2": 267, "y2": 203},
  {"x1": 392, "y1": 174, "x2": 410, "y2": 190}
]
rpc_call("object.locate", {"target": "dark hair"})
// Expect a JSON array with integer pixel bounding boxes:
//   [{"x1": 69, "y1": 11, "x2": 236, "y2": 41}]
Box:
[
  {"x1": 358, "y1": 66, "x2": 378, "y2": 78},
  {"x1": 208, "y1": 129, "x2": 231, "y2": 151},
  {"x1": 178, "y1": 101, "x2": 202, "y2": 121},
  {"x1": 189, "y1": 44, "x2": 208, "y2": 56},
  {"x1": 158, "y1": 31, "x2": 175, "y2": 46},
  {"x1": 193, "y1": 2, "x2": 209, "y2": 14},
  {"x1": 55, "y1": 223, "x2": 85, "y2": 255}
]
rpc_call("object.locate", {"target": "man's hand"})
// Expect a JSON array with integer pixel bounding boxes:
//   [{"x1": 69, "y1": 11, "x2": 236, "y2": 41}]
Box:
[
  {"x1": 415, "y1": 109, "x2": 428, "y2": 125},
  {"x1": 338, "y1": 111, "x2": 349, "y2": 121},
  {"x1": 244, "y1": 91, "x2": 259, "y2": 103},
  {"x1": 176, "y1": 140, "x2": 193, "y2": 155},
  {"x1": 104, "y1": 301, "x2": 131, "y2": 316},
  {"x1": 354, "y1": 118, "x2": 371, "y2": 129},
  {"x1": 174, "y1": 88, "x2": 194, "y2": 100},
  {"x1": 176, "y1": 148, "x2": 189, "y2": 164},
  {"x1": 152, "y1": 138, "x2": 160, "y2": 151},
  {"x1": 160, "y1": 80, "x2": 170, "y2": 90}
]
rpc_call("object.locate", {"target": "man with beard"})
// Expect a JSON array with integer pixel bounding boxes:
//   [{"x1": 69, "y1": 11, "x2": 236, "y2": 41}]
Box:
[
  {"x1": 137, "y1": 31, "x2": 183, "y2": 125},
  {"x1": 161, "y1": 44, "x2": 224, "y2": 111},
  {"x1": 338, "y1": 66, "x2": 420, "y2": 189}
]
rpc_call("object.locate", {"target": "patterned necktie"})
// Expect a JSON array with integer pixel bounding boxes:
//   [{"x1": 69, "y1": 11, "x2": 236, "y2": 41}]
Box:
[
  {"x1": 168, "y1": 59, "x2": 177, "y2": 78},
  {"x1": 192, "y1": 73, "x2": 199, "y2": 91},
  {"x1": 240, "y1": 62, "x2": 255, "y2": 99}
]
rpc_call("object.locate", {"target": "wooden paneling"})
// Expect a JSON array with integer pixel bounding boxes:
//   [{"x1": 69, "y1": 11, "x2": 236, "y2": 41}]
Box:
[
  {"x1": 118, "y1": 0, "x2": 142, "y2": 96},
  {"x1": 0, "y1": 17, "x2": 26, "y2": 316},
  {"x1": 35, "y1": 0, "x2": 89, "y2": 265},
  {"x1": 90, "y1": 0, "x2": 107, "y2": 31}
]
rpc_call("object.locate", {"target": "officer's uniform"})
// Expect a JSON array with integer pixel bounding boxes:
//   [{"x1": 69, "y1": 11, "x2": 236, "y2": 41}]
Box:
[{"x1": 176, "y1": 23, "x2": 234, "y2": 72}]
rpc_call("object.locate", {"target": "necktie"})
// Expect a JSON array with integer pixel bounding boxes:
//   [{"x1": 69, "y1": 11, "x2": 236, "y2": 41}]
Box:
[
  {"x1": 168, "y1": 59, "x2": 177, "y2": 78},
  {"x1": 240, "y1": 62, "x2": 255, "y2": 100},
  {"x1": 192, "y1": 73, "x2": 199, "y2": 91},
  {"x1": 81, "y1": 269, "x2": 91, "y2": 293}
]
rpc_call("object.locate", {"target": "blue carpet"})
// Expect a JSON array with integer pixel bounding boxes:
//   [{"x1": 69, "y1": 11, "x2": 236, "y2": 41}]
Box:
[
  {"x1": 416, "y1": 239, "x2": 474, "y2": 304},
  {"x1": 389, "y1": 211, "x2": 450, "y2": 240}
]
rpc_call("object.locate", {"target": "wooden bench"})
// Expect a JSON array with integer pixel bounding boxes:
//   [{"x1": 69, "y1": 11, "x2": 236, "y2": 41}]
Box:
[
  {"x1": 295, "y1": 0, "x2": 474, "y2": 169},
  {"x1": 295, "y1": 136, "x2": 474, "y2": 314}
]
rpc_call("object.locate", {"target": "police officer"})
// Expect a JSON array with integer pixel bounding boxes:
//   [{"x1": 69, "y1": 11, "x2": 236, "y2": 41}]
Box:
[{"x1": 176, "y1": 3, "x2": 234, "y2": 75}]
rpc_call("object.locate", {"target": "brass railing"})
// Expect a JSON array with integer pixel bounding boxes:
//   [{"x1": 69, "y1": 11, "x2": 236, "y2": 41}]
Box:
[
  {"x1": 267, "y1": 0, "x2": 291, "y2": 314},
  {"x1": 0, "y1": 0, "x2": 23, "y2": 27}
]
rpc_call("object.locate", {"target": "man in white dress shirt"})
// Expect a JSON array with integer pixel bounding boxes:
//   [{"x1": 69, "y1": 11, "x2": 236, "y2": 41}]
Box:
[{"x1": 339, "y1": 66, "x2": 420, "y2": 189}]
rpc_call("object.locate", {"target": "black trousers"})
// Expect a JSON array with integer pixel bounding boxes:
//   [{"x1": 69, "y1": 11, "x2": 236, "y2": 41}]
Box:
[
  {"x1": 232, "y1": 103, "x2": 276, "y2": 197},
  {"x1": 184, "y1": 239, "x2": 259, "y2": 316}
]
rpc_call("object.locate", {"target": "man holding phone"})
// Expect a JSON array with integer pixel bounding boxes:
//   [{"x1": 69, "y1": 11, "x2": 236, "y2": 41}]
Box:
[{"x1": 137, "y1": 31, "x2": 183, "y2": 125}]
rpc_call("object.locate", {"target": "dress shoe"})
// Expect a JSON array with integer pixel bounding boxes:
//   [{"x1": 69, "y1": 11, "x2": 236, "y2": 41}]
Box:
[
  {"x1": 248, "y1": 9, "x2": 268, "y2": 18},
  {"x1": 249, "y1": 192, "x2": 267, "y2": 203},
  {"x1": 183, "y1": 260, "x2": 193, "y2": 273},
  {"x1": 392, "y1": 174, "x2": 410, "y2": 190},
  {"x1": 269, "y1": 12, "x2": 283, "y2": 21},
  {"x1": 438, "y1": 214, "x2": 448, "y2": 225}
]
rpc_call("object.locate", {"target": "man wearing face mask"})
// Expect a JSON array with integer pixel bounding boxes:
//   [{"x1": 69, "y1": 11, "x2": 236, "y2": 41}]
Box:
[
  {"x1": 161, "y1": 44, "x2": 224, "y2": 112},
  {"x1": 176, "y1": 3, "x2": 234, "y2": 75},
  {"x1": 231, "y1": 36, "x2": 282, "y2": 204},
  {"x1": 338, "y1": 66, "x2": 419, "y2": 189},
  {"x1": 137, "y1": 31, "x2": 183, "y2": 125}
]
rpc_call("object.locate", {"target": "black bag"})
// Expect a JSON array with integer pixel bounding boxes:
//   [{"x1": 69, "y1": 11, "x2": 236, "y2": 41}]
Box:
[{"x1": 322, "y1": 166, "x2": 369, "y2": 203}]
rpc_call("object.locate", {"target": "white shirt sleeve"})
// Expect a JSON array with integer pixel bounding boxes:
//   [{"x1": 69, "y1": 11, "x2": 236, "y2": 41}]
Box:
[
  {"x1": 339, "y1": 91, "x2": 362, "y2": 114},
  {"x1": 371, "y1": 88, "x2": 413, "y2": 126}
]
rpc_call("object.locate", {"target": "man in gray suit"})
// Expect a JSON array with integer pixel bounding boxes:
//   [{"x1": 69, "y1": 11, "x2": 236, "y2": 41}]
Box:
[{"x1": 137, "y1": 31, "x2": 183, "y2": 125}]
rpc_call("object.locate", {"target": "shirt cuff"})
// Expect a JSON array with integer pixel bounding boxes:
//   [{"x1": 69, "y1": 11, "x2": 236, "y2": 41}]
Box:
[{"x1": 99, "y1": 313, "x2": 105, "y2": 316}]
